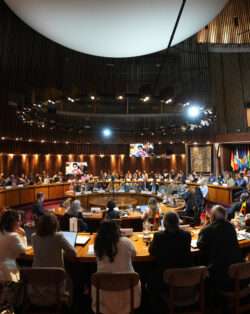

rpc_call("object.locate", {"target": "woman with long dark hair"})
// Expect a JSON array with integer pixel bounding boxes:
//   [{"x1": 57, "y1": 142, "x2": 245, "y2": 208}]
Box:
[
  {"x1": 0, "y1": 210, "x2": 26, "y2": 281},
  {"x1": 92, "y1": 220, "x2": 141, "y2": 314}
]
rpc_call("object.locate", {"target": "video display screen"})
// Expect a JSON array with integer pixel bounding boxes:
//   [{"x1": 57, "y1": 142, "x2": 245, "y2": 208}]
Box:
[
  {"x1": 129, "y1": 143, "x2": 154, "y2": 157},
  {"x1": 65, "y1": 162, "x2": 88, "y2": 175}
]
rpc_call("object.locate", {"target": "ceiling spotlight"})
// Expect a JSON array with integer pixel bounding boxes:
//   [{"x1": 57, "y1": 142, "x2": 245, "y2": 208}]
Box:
[
  {"x1": 1, "y1": 137, "x2": 5, "y2": 140},
  {"x1": 41, "y1": 139, "x2": 45, "y2": 143},
  {"x1": 186, "y1": 105, "x2": 201, "y2": 119},
  {"x1": 183, "y1": 102, "x2": 190, "y2": 108},
  {"x1": 53, "y1": 140, "x2": 57, "y2": 144},
  {"x1": 117, "y1": 95, "x2": 124, "y2": 100},
  {"x1": 102, "y1": 128, "x2": 112, "y2": 138},
  {"x1": 165, "y1": 98, "x2": 173, "y2": 104},
  {"x1": 28, "y1": 139, "x2": 32, "y2": 142},
  {"x1": 142, "y1": 96, "x2": 150, "y2": 102},
  {"x1": 90, "y1": 96, "x2": 95, "y2": 100},
  {"x1": 67, "y1": 97, "x2": 75, "y2": 103},
  {"x1": 65, "y1": 141, "x2": 69, "y2": 144}
]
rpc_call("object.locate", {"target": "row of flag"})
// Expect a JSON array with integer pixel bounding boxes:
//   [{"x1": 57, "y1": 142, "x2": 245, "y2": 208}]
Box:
[{"x1": 230, "y1": 148, "x2": 250, "y2": 171}]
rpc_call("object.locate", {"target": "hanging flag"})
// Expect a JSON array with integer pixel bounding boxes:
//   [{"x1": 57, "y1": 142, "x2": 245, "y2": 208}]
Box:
[
  {"x1": 234, "y1": 149, "x2": 239, "y2": 172},
  {"x1": 230, "y1": 151, "x2": 235, "y2": 171},
  {"x1": 248, "y1": 149, "x2": 250, "y2": 169}
]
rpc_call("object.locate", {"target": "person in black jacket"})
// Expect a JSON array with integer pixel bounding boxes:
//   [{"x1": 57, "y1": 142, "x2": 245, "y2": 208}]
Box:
[
  {"x1": 105, "y1": 200, "x2": 120, "y2": 220},
  {"x1": 197, "y1": 205, "x2": 242, "y2": 290},
  {"x1": 149, "y1": 211, "x2": 192, "y2": 275},
  {"x1": 32, "y1": 192, "x2": 45, "y2": 217},
  {"x1": 148, "y1": 212, "x2": 192, "y2": 314}
]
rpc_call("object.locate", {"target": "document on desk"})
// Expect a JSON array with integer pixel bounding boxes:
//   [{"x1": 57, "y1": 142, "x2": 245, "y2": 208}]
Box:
[
  {"x1": 88, "y1": 244, "x2": 95, "y2": 255},
  {"x1": 76, "y1": 235, "x2": 90, "y2": 245},
  {"x1": 191, "y1": 239, "x2": 197, "y2": 249}
]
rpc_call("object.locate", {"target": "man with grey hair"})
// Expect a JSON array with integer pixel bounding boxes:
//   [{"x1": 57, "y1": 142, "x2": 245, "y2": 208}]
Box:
[{"x1": 197, "y1": 205, "x2": 242, "y2": 290}]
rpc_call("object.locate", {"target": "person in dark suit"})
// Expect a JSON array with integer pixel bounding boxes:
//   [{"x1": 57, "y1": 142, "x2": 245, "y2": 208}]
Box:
[
  {"x1": 229, "y1": 192, "x2": 250, "y2": 219},
  {"x1": 32, "y1": 192, "x2": 45, "y2": 217},
  {"x1": 148, "y1": 212, "x2": 192, "y2": 314},
  {"x1": 149, "y1": 211, "x2": 192, "y2": 274},
  {"x1": 197, "y1": 205, "x2": 242, "y2": 290},
  {"x1": 105, "y1": 200, "x2": 120, "y2": 220}
]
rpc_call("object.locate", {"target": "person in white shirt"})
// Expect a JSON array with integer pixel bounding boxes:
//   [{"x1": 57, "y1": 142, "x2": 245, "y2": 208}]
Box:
[
  {"x1": 0, "y1": 210, "x2": 26, "y2": 282},
  {"x1": 92, "y1": 220, "x2": 141, "y2": 314}
]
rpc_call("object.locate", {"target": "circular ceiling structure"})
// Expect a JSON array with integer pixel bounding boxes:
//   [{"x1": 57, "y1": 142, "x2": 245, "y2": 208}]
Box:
[{"x1": 4, "y1": 0, "x2": 228, "y2": 58}]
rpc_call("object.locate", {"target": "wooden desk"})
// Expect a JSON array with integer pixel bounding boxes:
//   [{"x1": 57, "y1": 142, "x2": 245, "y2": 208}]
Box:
[
  {"x1": 188, "y1": 183, "x2": 240, "y2": 206},
  {"x1": 65, "y1": 191, "x2": 184, "y2": 211},
  {"x1": 52, "y1": 202, "x2": 185, "y2": 232},
  {"x1": 22, "y1": 229, "x2": 250, "y2": 263},
  {"x1": 0, "y1": 183, "x2": 70, "y2": 209}
]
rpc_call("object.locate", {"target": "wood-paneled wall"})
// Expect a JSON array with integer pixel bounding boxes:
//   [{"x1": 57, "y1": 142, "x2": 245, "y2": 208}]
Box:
[
  {"x1": 0, "y1": 153, "x2": 186, "y2": 176},
  {"x1": 210, "y1": 53, "x2": 250, "y2": 134}
]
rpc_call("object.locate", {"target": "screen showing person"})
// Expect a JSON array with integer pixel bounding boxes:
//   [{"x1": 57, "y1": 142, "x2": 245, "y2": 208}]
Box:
[
  {"x1": 130, "y1": 143, "x2": 154, "y2": 157},
  {"x1": 65, "y1": 162, "x2": 88, "y2": 175}
]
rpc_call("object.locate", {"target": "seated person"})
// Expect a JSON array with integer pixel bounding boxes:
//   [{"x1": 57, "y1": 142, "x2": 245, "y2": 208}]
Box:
[
  {"x1": 229, "y1": 192, "x2": 250, "y2": 219},
  {"x1": 224, "y1": 171, "x2": 235, "y2": 187},
  {"x1": 92, "y1": 220, "x2": 141, "y2": 314},
  {"x1": 0, "y1": 210, "x2": 26, "y2": 281},
  {"x1": 208, "y1": 172, "x2": 217, "y2": 184},
  {"x1": 197, "y1": 205, "x2": 242, "y2": 290},
  {"x1": 61, "y1": 198, "x2": 72, "y2": 211},
  {"x1": 182, "y1": 187, "x2": 196, "y2": 217},
  {"x1": 194, "y1": 186, "x2": 205, "y2": 215},
  {"x1": 149, "y1": 211, "x2": 192, "y2": 274},
  {"x1": 235, "y1": 172, "x2": 247, "y2": 189},
  {"x1": 143, "y1": 197, "x2": 160, "y2": 230},
  {"x1": 148, "y1": 212, "x2": 192, "y2": 312},
  {"x1": 60, "y1": 199, "x2": 88, "y2": 232},
  {"x1": 150, "y1": 179, "x2": 159, "y2": 193},
  {"x1": 105, "y1": 200, "x2": 120, "y2": 220},
  {"x1": 32, "y1": 213, "x2": 76, "y2": 268},
  {"x1": 33, "y1": 192, "x2": 45, "y2": 217}
]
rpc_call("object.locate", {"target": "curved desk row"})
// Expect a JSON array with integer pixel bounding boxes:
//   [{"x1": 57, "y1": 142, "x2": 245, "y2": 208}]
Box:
[
  {"x1": 53, "y1": 202, "x2": 185, "y2": 232},
  {"x1": 22, "y1": 228, "x2": 250, "y2": 263},
  {"x1": 0, "y1": 183, "x2": 70, "y2": 209},
  {"x1": 0, "y1": 181, "x2": 240, "y2": 210},
  {"x1": 65, "y1": 191, "x2": 166, "y2": 210}
]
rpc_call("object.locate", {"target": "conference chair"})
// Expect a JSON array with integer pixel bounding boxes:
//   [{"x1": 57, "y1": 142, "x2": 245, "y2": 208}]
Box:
[
  {"x1": 220, "y1": 262, "x2": 250, "y2": 314},
  {"x1": 91, "y1": 272, "x2": 140, "y2": 314},
  {"x1": 163, "y1": 266, "x2": 208, "y2": 314},
  {"x1": 20, "y1": 267, "x2": 72, "y2": 314}
]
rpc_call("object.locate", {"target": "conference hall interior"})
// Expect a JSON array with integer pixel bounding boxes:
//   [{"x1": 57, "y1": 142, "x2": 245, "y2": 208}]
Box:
[{"x1": 2, "y1": 0, "x2": 250, "y2": 313}]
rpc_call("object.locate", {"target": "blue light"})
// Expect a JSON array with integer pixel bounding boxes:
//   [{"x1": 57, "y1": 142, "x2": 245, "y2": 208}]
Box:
[
  {"x1": 102, "y1": 128, "x2": 112, "y2": 138},
  {"x1": 187, "y1": 105, "x2": 201, "y2": 119}
]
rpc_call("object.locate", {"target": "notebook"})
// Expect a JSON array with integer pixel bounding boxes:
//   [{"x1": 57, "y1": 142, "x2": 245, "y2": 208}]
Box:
[{"x1": 76, "y1": 235, "x2": 90, "y2": 245}]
